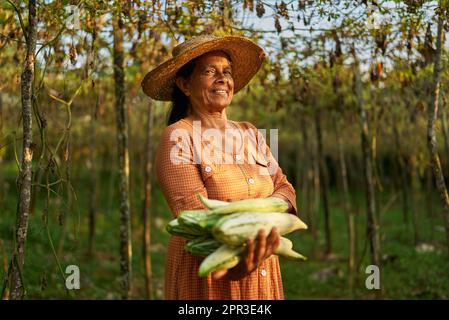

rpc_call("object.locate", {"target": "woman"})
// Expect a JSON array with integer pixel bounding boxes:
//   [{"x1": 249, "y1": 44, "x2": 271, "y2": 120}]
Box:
[{"x1": 141, "y1": 35, "x2": 298, "y2": 300}]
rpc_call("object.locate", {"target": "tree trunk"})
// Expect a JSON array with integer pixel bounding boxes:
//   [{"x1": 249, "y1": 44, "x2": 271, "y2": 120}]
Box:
[
  {"x1": 299, "y1": 116, "x2": 313, "y2": 232},
  {"x1": 0, "y1": 93, "x2": 2, "y2": 137},
  {"x1": 425, "y1": 166, "x2": 435, "y2": 241},
  {"x1": 315, "y1": 107, "x2": 332, "y2": 256},
  {"x1": 0, "y1": 93, "x2": 3, "y2": 210},
  {"x1": 440, "y1": 97, "x2": 449, "y2": 172},
  {"x1": 142, "y1": 100, "x2": 154, "y2": 299},
  {"x1": 113, "y1": 12, "x2": 133, "y2": 299},
  {"x1": 352, "y1": 48, "x2": 382, "y2": 298},
  {"x1": 426, "y1": 10, "x2": 449, "y2": 256},
  {"x1": 57, "y1": 159, "x2": 72, "y2": 257},
  {"x1": 333, "y1": 114, "x2": 355, "y2": 295},
  {"x1": 88, "y1": 88, "x2": 99, "y2": 257},
  {"x1": 409, "y1": 156, "x2": 421, "y2": 245},
  {"x1": 392, "y1": 118, "x2": 410, "y2": 224},
  {"x1": 331, "y1": 68, "x2": 356, "y2": 292},
  {"x1": 426, "y1": 167, "x2": 434, "y2": 219},
  {"x1": 311, "y1": 132, "x2": 321, "y2": 258},
  {"x1": 8, "y1": 0, "x2": 37, "y2": 300},
  {"x1": 221, "y1": 0, "x2": 230, "y2": 31},
  {"x1": 300, "y1": 116, "x2": 320, "y2": 257},
  {"x1": 87, "y1": 17, "x2": 98, "y2": 257}
]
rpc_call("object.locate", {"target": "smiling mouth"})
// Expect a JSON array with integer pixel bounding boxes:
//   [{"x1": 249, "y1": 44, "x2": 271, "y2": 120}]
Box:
[{"x1": 211, "y1": 89, "x2": 228, "y2": 96}]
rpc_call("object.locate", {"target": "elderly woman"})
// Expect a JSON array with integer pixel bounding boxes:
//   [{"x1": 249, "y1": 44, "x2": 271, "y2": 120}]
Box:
[{"x1": 141, "y1": 35, "x2": 298, "y2": 300}]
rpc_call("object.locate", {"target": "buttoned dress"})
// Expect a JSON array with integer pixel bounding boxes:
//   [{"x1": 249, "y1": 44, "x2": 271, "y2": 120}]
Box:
[{"x1": 155, "y1": 112, "x2": 298, "y2": 300}]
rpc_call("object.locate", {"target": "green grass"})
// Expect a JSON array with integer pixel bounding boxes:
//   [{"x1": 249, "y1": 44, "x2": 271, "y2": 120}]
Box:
[
  {"x1": 282, "y1": 189, "x2": 449, "y2": 299},
  {"x1": 0, "y1": 162, "x2": 448, "y2": 299}
]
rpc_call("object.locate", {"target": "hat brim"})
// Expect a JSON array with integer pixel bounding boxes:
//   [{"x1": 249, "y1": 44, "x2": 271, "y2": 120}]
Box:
[{"x1": 141, "y1": 36, "x2": 266, "y2": 101}]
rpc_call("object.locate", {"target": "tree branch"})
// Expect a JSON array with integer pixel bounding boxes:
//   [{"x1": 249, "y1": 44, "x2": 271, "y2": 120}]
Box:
[{"x1": 6, "y1": 0, "x2": 28, "y2": 44}]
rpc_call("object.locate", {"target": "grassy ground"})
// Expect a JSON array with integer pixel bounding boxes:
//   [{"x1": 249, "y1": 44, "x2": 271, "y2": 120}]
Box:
[{"x1": 0, "y1": 162, "x2": 448, "y2": 299}]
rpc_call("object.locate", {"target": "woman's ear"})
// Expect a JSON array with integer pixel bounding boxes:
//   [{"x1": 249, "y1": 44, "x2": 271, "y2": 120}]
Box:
[{"x1": 175, "y1": 77, "x2": 190, "y2": 97}]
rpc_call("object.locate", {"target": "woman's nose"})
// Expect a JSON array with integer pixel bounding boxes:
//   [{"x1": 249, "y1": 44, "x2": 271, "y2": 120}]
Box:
[{"x1": 215, "y1": 72, "x2": 227, "y2": 83}]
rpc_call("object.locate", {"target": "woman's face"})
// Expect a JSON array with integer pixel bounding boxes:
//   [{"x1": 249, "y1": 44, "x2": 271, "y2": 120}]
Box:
[{"x1": 177, "y1": 51, "x2": 234, "y2": 113}]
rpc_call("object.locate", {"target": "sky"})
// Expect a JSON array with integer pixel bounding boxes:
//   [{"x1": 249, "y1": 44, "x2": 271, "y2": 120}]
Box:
[
  {"x1": 29, "y1": 1, "x2": 447, "y2": 80},
  {"x1": 232, "y1": 0, "x2": 447, "y2": 73}
]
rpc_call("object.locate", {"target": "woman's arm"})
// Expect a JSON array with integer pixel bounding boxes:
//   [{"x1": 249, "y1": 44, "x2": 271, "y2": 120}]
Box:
[
  {"x1": 267, "y1": 158, "x2": 298, "y2": 215},
  {"x1": 155, "y1": 124, "x2": 207, "y2": 216}
]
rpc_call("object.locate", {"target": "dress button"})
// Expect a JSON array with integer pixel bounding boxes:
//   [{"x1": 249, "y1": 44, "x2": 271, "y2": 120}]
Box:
[
  {"x1": 235, "y1": 154, "x2": 242, "y2": 161},
  {"x1": 204, "y1": 166, "x2": 212, "y2": 173},
  {"x1": 261, "y1": 269, "x2": 267, "y2": 277},
  {"x1": 248, "y1": 178, "x2": 255, "y2": 184}
]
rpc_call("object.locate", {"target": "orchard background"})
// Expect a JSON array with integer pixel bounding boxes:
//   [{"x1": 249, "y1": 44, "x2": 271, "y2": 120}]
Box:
[{"x1": 1, "y1": 0, "x2": 449, "y2": 299}]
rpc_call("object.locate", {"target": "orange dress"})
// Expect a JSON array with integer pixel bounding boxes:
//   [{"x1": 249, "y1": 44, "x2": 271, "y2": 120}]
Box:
[{"x1": 155, "y1": 110, "x2": 298, "y2": 300}]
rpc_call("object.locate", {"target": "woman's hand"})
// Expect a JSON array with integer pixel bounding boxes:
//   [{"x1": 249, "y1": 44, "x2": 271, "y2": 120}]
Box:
[{"x1": 212, "y1": 227, "x2": 280, "y2": 281}]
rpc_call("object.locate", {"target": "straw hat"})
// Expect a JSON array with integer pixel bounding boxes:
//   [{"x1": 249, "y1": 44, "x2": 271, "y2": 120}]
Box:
[{"x1": 141, "y1": 35, "x2": 266, "y2": 101}]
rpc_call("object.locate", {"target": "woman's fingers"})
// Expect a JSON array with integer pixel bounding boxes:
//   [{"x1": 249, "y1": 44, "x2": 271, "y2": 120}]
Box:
[
  {"x1": 215, "y1": 228, "x2": 281, "y2": 281},
  {"x1": 265, "y1": 227, "x2": 280, "y2": 259},
  {"x1": 254, "y1": 229, "x2": 266, "y2": 266},
  {"x1": 245, "y1": 239, "x2": 255, "y2": 270},
  {"x1": 273, "y1": 230, "x2": 280, "y2": 250},
  {"x1": 227, "y1": 227, "x2": 280, "y2": 279},
  {"x1": 212, "y1": 269, "x2": 229, "y2": 280}
]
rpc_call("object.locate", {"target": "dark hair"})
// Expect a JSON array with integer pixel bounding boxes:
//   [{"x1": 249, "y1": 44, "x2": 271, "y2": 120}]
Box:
[{"x1": 167, "y1": 58, "x2": 198, "y2": 125}]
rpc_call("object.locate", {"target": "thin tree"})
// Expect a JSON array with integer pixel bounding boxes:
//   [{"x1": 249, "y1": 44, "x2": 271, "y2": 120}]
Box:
[
  {"x1": 330, "y1": 33, "x2": 356, "y2": 288},
  {"x1": 113, "y1": 8, "x2": 132, "y2": 299},
  {"x1": 409, "y1": 155, "x2": 421, "y2": 245},
  {"x1": 332, "y1": 72, "x2": 356, "y2": 294},
  {"x1": 334, "y1": 116, "x2": 356, "y2": 294},
  {"x1": 299, "y1": 116, "x2": 314, "y2": 234},
  {"x1": 6, "y1": 0, "x2": 37, "y2": 300},
  {"x1": 0, "y1": 92, "x2": 3, "y2": 210},
  {"x1": 426, "y1": 4, "x2": 449, "y2": 256},
  {"x1": 142, "y1": 100, "x2": 154, "y2": 299},
  {"x1": 87, "y1": 14, "x2": 99, "y2": 257},
  {"x1": 392, "y1": 115, "x2": 410, "y2": 224},
  {"x1": 314, "y1": 102, "x2": 332, "y2": 256},
  {"x1": 440, "y1": 97, "x2": 449, "y2": 171},
  {"x1": 352, "y1": 47, "x2": 382, "y2": 298}
]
